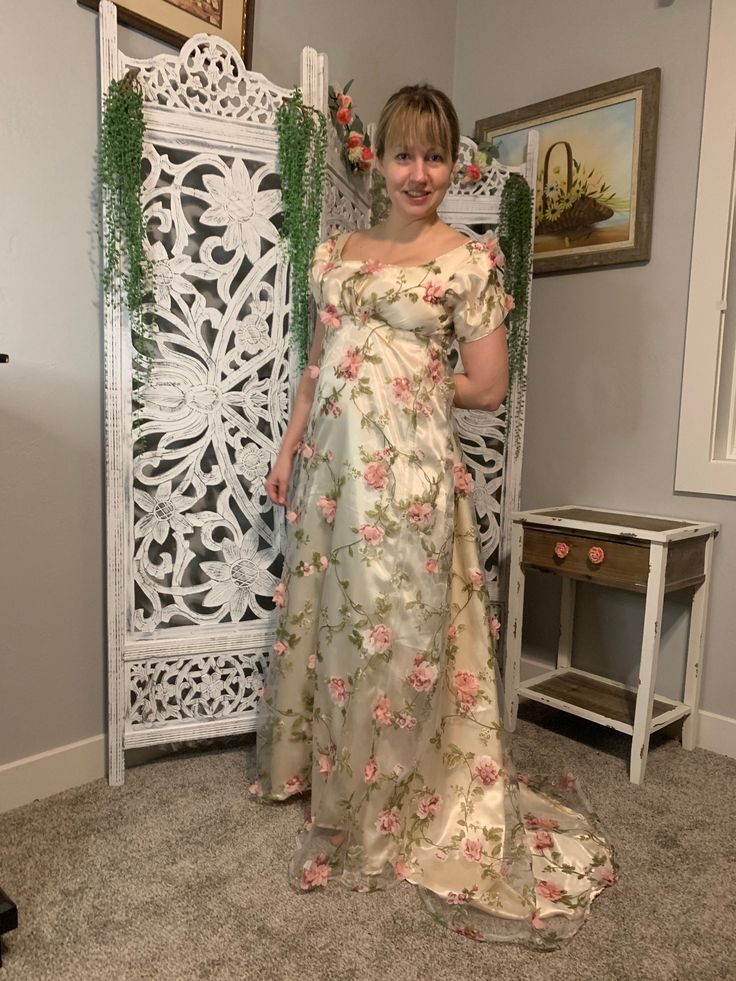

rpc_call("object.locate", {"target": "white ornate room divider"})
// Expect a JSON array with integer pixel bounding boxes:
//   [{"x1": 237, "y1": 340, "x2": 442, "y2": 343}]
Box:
[
  {"x1": 439, "y1": 135, "x2": 539, "y2": 615},
  {"x1": 100, "y1": 0, "x2": 537, "y2": 784},
  {"x1": 99, "y1": 3, "x2": 375, "y2": 783}
]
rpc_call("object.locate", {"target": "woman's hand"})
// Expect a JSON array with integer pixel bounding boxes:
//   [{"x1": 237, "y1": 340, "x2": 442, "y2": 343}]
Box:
[{"x1": 264, "y1": 452, "x2": 294, "y2": 507}]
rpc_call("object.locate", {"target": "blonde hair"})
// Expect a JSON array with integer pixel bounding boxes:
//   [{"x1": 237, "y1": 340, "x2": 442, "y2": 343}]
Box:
[{"x1": 374, "y1": 84, "x2": 460, "y2": 163}]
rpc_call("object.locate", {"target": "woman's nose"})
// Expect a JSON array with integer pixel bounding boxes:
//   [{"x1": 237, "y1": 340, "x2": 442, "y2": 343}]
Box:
[{"x1": 410, "y1": 158, "x2": 427, "y2": 182}]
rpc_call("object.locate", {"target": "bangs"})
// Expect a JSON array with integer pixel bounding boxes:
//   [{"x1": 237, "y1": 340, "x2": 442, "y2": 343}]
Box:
[{"x1": 383, "y1": 104, "x2": 452, "y2": 158}]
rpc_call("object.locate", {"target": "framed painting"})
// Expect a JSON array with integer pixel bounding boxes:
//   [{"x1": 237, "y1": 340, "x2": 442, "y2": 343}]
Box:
[
  {"x1": 475, "y1": 68, "x2": 660, "y2": 274},
  {"x1": 78, "y1": 0, "x2": 255, "y2": 68}
]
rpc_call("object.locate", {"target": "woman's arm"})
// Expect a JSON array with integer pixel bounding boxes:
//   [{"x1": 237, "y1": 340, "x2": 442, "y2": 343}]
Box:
[
  {"x1": 452, "y1": 325, "x2": 509, "y2": 412},
  {"x1": 264, "y1": 320, "x2": 326, "y2": 506}
]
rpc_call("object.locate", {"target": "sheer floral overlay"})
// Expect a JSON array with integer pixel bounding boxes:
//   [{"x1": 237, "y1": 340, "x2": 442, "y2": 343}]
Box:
[{"x1": 249, "y1": 232, "x2": 617, "y2": 949}]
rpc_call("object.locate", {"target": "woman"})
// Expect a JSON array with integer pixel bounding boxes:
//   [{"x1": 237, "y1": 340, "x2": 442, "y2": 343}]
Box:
[{"x1": 250, "y1": 84, "x2": 617, "y2": 948}]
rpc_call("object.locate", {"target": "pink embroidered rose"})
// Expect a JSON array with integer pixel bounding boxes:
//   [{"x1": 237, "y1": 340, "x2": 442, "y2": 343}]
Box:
[
  {"x1": 286, "y1": 509, "x2": 299, "y2": 524},
  {"x1": 318, "y1": 496, "x2": 337, "y2": 523},
  {"x1": 328, "y1": 676, "x2": 348, "y2": 706},
  {"x1": 273, "y1": 582, "x2": 286, "y2": 608},
  {"x1": 363, "y1": 461, "x2": 389, "y2": 490},
  {"x1": 375, "y1": 807, "x2": 401, "y2": 834},
  {"x1": 318, "y1": 756, "x2": 333, "y2": 779},
  {"x1": 592, "y1": 866, "x2": 619, "y2": 886},
  {"x1": 394, "y1": 860, "x2": 412, "y2": 880},
  {"x1": 454, "y1": 670, "x2": 478, "y2": 697},
  {"x1": 426, "y1": 349, "x2": 444, "y2": 384},
  {"x1": 319, "y1": 304, "x2": 341, "y2": 329},
  {"x1": 484, "y1": 236, "x2": 504, "y2": 268},
  {"x1": 447, "y1": 892, "x2": 469, "y2": 905},
  {"x1": 424, "y1": 558, "x2": 439, "y2": 574},
  {"x1": 326, "y1": 399, "x2": 342, "y2": 417},
  {"x1": 447, "y1": 624, "x2": 458, "y2": 641},
  {"x1": 416, "y1": 401, "x2": 432, "y2": 417},
  {"x1": 396, "y1": 713, "x2": 416, "y2": 730},
  {"x1": 530, "y1": 910, "x2": 546, "y2": 931},
  {"x1": 307, "y1": 653, "x2": 317, "y2": 670},
  {"x1": 468, "y1": 567, "x2": 484, "y2": 589},
  {"x1": 300, "y1": 563, "x2": 314, "y2": 576},
  {"x1": 390, "y1": 376, "x2": 413, "y2": 404},
  {"x1": 283, "y1": 776, "x2": 304, "y2": 796},
  {"x1": 247, "y1": 781, "x2": 262, "y2": 797},
  {"x1": 363, "y1": 757, "x2": 378, "y2": 782},
  {"x1": 453, "y1": 464, "x2": 474, "y2": 495},
  {"x1": 532, "y1": 830, "x2": 554, "y2": 854},
  {"x1": 423, "y1": 278, "x2": 445, "y2": 304},
  {"x1": 416, "y1": 793, "x2": 442, "y2": 819},
  {"x1": 319, "y1": 555, "x2": 330, "y2": 571},
  {"x1": 503, "y1": 293, "x2": 515, "y2": 313},
  {"x1": 489, "y1": 615, "x2": 501, "y2": 640},
  {"x1": 536, "y1": 880, "x2": 564, "y2": 902},
  {"x1": 407, "y1": 655, "x2": 438, "y2": 692},
  {"x1": 462, "y1": 837, "x2": 484, "y2": 862},
  {"x1": 321, "y1": 260, "x2": 336, "y2": 275},
  {"x1": 272, "y1": 640, "x2": 288, "y2": 658},
  {"x1": 299, "y1": 854, "x2": 331, "y2": 890},
  {"x1": 301, "y1": 442, "x2": 314, "y2": 459},
  {"x1": 359, "y1": 523, "x2": 384, "y2": 545},
  {"x1": 359, "y1": 259, "x2": 383, "y2": 275},
  {"x1": 363, "y1": 623, "x2": 392, "y2": 655},
  {"x1": 407, "y1": 501, "x2": 432, "y2": 524},
  {"x1": 372, "y1": 695, "x2": 392, "y2": 726},
  {"x1": 473, "y1": 756, "x2": 500, "y2": 787},
  {"x1": 337, "y1": 346, "x2": 364, "y2": 381},
  {"x1": 518, "y1": 773, "x2": 530, "y2": 785},
  {"x1": 525, "y1": 815, "x2": 558, "y2": 831},
  {"x1": 307, "y1": 364, "x2": 320, "y2": 379}
]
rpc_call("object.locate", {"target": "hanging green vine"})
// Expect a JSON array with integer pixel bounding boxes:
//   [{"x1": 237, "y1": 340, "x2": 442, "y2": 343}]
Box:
[
  {"x1": 99, "y1": 70, "x2": 152, "y2": 354},
  {"x1": 276, "y1": 88, "x2": 328, "y2": 368},
  {"x1": 498, "y1": 172, "x2": 533, "y2": 459}
]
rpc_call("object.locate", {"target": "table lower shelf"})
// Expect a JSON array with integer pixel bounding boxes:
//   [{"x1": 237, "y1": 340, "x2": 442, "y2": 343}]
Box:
[{"x1": 518, "y1": 667, "x2": 691, "y2": 735}]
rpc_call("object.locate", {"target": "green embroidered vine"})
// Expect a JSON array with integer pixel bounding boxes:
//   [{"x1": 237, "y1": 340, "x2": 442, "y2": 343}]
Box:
[
  {"x1": 276, "y1": 88, "x2": 328, "y2": 368},
  {"x1": 99, "y1": 71, "x2": 152, "y2": 354},
  {"x1": 498, "y1": 173, "x2": 533, "y2": 459}
]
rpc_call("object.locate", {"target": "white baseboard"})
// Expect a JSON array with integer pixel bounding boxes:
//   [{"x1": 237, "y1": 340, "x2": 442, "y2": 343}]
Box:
[
  {"x1": 0, "y1": 735, "x2": 105, "y2": 815},
  {"x1": 518, "y1": 655, "x2": 736, "y2": 760},
  {"x1": 1, "y1": 668, "x2": 734, "y2": 815}
]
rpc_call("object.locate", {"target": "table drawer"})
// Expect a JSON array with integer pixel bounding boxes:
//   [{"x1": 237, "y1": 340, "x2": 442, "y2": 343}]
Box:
[{"x1": 521, "y1": 527, "x2": 650, "y2": 590}]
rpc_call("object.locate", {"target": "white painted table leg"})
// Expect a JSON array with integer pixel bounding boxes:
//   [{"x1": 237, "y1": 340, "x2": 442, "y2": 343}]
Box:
[
  {"x1": 557, "y1": 577, "x2": 576, "y2": 670},
  {"x1": 630, "y1": 542, "x2": 668, "y2": 784},
  {"x1": 682, "y1": 533, "x2": 715, "y2": 750},
  {"x1": 504, "y1": 522, "x2": 526, "y2": 732}
]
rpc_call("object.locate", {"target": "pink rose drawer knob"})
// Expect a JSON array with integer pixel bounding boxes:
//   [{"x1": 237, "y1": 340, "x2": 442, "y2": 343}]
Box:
[
  {"x1": 553, "y1": 541, "x2": 570, "y2": 559},
  {"x1": 588, "y1": 545, "x2": 606, "y2": 565}
]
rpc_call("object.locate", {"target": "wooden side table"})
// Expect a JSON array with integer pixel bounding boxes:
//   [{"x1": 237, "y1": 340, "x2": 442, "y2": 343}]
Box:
[{"x1": 504, "y1": 506, "x2": 719, "y2": 784}]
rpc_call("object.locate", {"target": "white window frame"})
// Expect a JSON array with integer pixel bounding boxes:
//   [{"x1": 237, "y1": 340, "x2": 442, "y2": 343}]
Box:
[{"x1": 676, "y1": 0, "x2": 736, "y2": 497}]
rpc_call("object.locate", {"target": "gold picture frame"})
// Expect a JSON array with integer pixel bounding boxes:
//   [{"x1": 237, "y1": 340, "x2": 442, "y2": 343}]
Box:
[
  {"x1": 78, "y1": 0, "x2": 255, "y2": 68},
  {"x1": 475, "y1": 68, "x2": 660, "y2": 274}
]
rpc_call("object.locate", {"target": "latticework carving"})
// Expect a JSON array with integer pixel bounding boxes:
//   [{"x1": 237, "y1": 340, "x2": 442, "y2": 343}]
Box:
[{"x1": 122, "y1": 35, "x2": 287, "y2": 124}]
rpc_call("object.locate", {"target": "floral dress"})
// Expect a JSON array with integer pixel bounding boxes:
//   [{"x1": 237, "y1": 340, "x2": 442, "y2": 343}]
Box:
[{"x1": 249, "y1": 230, "x2": 617, "y2": 949}]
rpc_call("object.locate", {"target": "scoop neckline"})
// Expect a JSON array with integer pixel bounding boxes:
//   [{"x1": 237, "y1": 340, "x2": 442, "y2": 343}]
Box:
[{"x1": 335, "y1": 230, "x2": 472, "y2": 269}]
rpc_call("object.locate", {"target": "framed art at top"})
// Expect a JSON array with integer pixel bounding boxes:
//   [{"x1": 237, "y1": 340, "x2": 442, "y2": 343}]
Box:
[
  {"x1": 475, "y1": 68, "x2": 660, "y2": 274},
  {"x1": 78, "y1": 0, "x2": 255, "y2": 68}
]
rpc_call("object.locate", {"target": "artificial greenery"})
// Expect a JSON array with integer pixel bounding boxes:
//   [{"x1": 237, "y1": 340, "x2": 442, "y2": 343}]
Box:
[
  {"x1": 276, "y1": 88, "x2": 328, "y2": 367},
  {"x1": 498, "y1": 172, "x2": 534, "y2": 459},
  {"x1": 99, "y1": 71, "x2": 152, "y2": 351}
]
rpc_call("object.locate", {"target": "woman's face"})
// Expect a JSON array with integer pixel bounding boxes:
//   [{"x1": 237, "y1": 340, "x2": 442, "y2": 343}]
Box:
[{"x1": 377, "y1": 133, "x2": 454, "y2": 223}]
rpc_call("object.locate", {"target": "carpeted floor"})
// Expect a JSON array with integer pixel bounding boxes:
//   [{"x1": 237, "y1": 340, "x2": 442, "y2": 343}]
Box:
[{"x1": 1, "y1": 703, "x2": 734, "y2": 981}]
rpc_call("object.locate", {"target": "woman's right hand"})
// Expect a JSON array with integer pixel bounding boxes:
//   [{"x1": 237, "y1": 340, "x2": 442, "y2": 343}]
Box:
[{"x1": 264, "y1": 452, "x2": 294, "y2": 507}]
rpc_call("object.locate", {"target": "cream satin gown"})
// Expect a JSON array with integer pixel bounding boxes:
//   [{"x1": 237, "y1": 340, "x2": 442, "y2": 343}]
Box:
[{"x1": 250, "y1": 231, "x2": 617, "y2": 948}]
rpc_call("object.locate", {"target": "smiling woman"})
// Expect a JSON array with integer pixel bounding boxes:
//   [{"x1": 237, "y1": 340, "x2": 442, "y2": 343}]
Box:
[{"x1": 252, "y1": 83, "x2": 618, "y2": 949}]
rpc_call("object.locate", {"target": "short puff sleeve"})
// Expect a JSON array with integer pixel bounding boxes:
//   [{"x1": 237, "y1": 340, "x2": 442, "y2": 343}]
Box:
[{"x1": 445, "y1": 248, "x2": 511, "y2": 344}]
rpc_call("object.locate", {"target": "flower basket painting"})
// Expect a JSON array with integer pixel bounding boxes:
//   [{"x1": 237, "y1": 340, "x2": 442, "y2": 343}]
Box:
[{"x1": 475, "y1": 69, "x2": 660, "y2": 273}]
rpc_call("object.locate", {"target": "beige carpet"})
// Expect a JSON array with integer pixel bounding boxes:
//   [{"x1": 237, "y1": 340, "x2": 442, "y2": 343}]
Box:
[{"x1": 1, "y1": 703, "x2": 734, "y2": 981}]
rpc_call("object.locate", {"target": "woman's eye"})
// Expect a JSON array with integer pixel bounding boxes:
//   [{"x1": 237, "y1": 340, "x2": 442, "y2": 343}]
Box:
[{"x1": 429, "y1": 153, "x2": 444, "y2": 162}]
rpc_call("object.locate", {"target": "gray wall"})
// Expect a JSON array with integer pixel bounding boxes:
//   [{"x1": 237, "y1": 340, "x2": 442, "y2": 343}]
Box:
[
  {"x1": 0, "y1": 0, "x2": 456, "y2": 768},
  {"x1": 454, "y1": 0, "x2": 734, "y2": 718}
]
